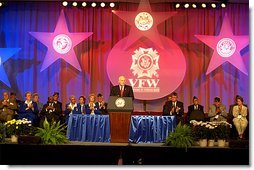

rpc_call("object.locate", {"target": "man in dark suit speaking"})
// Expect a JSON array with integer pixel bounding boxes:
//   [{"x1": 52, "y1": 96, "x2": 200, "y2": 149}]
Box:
[{"x1": 110, "y1": 76, "x2": 134, "y2": 99}]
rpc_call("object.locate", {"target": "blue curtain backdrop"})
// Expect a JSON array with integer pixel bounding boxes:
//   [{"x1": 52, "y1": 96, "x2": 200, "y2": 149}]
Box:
[{"x1": 0, "y1": 2, "x2": 249, "y2": 112}]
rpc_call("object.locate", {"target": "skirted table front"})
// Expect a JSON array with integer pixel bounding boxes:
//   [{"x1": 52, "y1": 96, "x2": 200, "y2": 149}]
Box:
[{"x1": 67, "y1": 114, "x2": 176, "y2": 143}]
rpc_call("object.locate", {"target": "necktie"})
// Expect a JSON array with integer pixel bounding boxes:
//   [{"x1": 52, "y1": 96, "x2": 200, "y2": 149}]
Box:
[
  {"x1": 81, "y1": 105, "x2": 83, "y2": 113},
  {"x1": 120, "y1": 86, "x2": 124, "y2": 97}
]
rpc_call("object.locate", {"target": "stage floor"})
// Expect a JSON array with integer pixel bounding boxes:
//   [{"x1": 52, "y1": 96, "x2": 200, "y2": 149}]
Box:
[{"x1": 0, "y1": 140, "x2": 249, "y2": 165}]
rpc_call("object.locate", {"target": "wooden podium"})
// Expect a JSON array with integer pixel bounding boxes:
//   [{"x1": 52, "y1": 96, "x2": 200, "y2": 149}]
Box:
[{"x1": 108, "y1": 96, "x2": 133, "y2": 143}]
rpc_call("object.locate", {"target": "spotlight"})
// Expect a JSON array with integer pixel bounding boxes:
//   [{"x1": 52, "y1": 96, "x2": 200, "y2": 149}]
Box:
[
  {"x1": 62, "y1": 1, "x2": 68, "y2": 6},
  {"x1": 0, "y1": 2, "x2": 2, "y2": 7},
  {"x1": 211, "y1": 3, "x2": 216, "y2": 8},
  {"x1": 192, "y1": 4, "x2": 197, "y2": 8},
  {"x1": 175, "y1": 3, "x2": 180, "y2": 8},
  {"x1": 201, "y1": 3, "x2": 206, "y2": 8},
  {"x1": 109, "y1": 2, "x2": 115, "y2": 8},
  {"x1": 82, "y1": 2, "x2": 87, "y2": 7},
  {"x1": 221, "y1": 3, "x2": 226, "y2": 8},
  {"x1": 100, "y1": 2, "x2": 105, "y2": 7},
  {"x1": 91, "y1": 2, "x2": 96, "y2": 7},
  {"x1": 72, "y1": 2, "x2": 77, "y2": 7},
  {"x1": 184, "y1": 3, "x2": 189, "y2": 8}
]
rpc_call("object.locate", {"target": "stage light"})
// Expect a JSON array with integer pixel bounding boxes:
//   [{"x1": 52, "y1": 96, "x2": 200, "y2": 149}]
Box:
[
  {"x1": 184, "y1": 3, "x2": 189, "y2": 8},
  {"x1": 72, "y1": 2, "x2": 77, "y2": 7},
  {"x1": 175, "y1": 3, "x2": 180, "y2": 8},
  {"x1": 62, "y1": 1, "x2": 68, "y2": 7},
  {"x1": 192, "y1": 4, "x2": 197, "y2": 8},
  {"x1": 211, "y1": 3, "x2": 216, "y2": 8},
  {"x1": 91, "y1": 2, "x2": 96, "y2": 7},
  {"x1": 201, "y1": 3, "x2": 206, "y2": 8},
  {"x1": 221, "y1": 3, "x2": 226, "y2": 8},
  {"x1": 100, "y1": 2, "x2": 105, "y2": 7},
  {"x1": 82, "y1": 2, "x2": 87, "y2": 7},
  {"x1": 0, "y1": 2, "x2": 2, "y2": 7},
  {"x1": 110, "y1": 2, "x2": 115, "y2": 8}
]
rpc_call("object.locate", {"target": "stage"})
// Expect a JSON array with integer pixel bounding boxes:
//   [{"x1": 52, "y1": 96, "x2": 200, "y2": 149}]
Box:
[{"x1": 0, "y1": 140, "x2": 249, "y2": 165}]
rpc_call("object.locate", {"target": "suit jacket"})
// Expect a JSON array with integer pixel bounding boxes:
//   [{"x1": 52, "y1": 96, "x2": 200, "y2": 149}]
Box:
[
  {"x1": 0, "y1": 99, "x2": 18, "y2": 115},
  {"x1": 54, "y1": 101, "x2": 63, "y2": 113},
  {"x1": 64, "y1": 103, "x2": 77, "y2": 115},
  {"x1": 110, "y1": 85, "x2": 134, "y2": 99},
  {"x1": 187, "y1": 104, "x2": 205, "y2": 122},
  {"x1": 73, "y1": 103, "x2": 86, "y2": 114},
  {"x1": 39, "y1": 102, "x2": 61, "y2": 122},
  {"x1": 18, "y1": 101, "x2": 39, "y2": 125},
  {"x1": 208, "y1": 104, "x2": 227, "y2": 121},
  {"x1": 95, "y1": 102, "x2": 108, "y2": 115},
  {"x1": 163, "y1": 101, "x2": 184, "y2": 117},
  {"x1": 85, "y1": 102, "x2": 101, "y2": 115},
  {"x1": 232, "y1": 105, "x2": 248, "y2": 121}
]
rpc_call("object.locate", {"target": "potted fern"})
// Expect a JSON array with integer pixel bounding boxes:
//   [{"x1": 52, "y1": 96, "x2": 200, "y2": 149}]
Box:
[
  {"x1": 35, "y1": 118, "x2": 68, "y2": 144},
  {"x1": 165, "y1": 122, "x2": 194, "y2": 151}
]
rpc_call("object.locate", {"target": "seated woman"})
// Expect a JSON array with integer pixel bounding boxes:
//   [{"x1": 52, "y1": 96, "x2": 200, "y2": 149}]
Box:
[
  {"x1": 18, "y1": 92, "x2": 39, "y2": 125},
  {"x1": 85, "y1": 93, "x2": 101, "y2": 115},
  {"x1": 73, "y1": 96, "x2": 86, "y2": 114},
  {"x1": 232, "y1": 96, "x2": 248, "y2": 139}
]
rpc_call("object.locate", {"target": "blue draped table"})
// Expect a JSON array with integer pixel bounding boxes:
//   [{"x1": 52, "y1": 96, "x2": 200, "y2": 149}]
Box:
[
  {"x1": 67, "y1": 114, "x2": 110, "y2": 142},
  {"x1": 67, "y1": 114, "x2": 176, "y2": 143},
  {"x1": 129, "y1": 116, "x2": 176, "y2": 143}
]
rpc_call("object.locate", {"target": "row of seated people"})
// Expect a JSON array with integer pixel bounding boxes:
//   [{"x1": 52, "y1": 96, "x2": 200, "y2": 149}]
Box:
[
  {"x1": 0, "y1": 91, "x2": 108, "y2": 127},
  {"x1": 0, "y1": 91, "x2": 248, "y2": 139},
  {"x1": 162, "y1": 92, "x2": 249, "y2": 140}
]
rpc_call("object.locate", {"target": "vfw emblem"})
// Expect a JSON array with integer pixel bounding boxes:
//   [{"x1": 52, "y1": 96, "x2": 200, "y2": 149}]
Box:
[
  {"x1": 129, "y1": 48, "x2": 160, "y2": 93},
  {"x1": 216, "y1": 38, "x2": 236, "y2": 58},
  {"x1": 135, "y1": 12, "x2": 153, "y2": 31},
  {"x1": 53, "y1": 34, "x2": 72, "y2": 54}
]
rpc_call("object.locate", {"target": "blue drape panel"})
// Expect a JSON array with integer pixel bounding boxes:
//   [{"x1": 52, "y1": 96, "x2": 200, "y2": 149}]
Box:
[
  {"x1": 129, "y1": 116, "x2": 176, "y2": 143},
  {"x1": 67, "y1": 114, "x2": 110, "y2": 142},
  {"x1": 67, "y1": 115, "x2": 175, "y2": 143}
]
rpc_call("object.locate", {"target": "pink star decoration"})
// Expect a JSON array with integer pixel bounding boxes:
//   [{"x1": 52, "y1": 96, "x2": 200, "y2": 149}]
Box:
[
  {"x1": 113, "y1": 0, "x2": 177, "y2": 50},
  {"x1": 30, "y1": 10, "x2": 93, "y2": 72},
  {"x1": 195, "y1": 13, "x2": 249, "y2": 75}
]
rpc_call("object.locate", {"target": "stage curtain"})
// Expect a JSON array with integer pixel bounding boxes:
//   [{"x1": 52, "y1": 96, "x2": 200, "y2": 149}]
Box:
[{"x1": 0, "y1": 2, "x2": 249, "y2": 113}]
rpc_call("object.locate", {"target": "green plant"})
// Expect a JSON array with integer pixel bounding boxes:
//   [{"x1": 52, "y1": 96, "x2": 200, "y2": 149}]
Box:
[
  {"x1": 0, "y1": 123, "x2": 5, "y2": 143},
  {"x1": 214, "y1": 122, "x2": 231, "y2": 139},
  {"x1": 35, "y1": 118, "x2": 67, "y2": 144},
  {"x1": 191, "y1": 122, "x2": 209, "y2": 140},
  {"x1": 5, "y1": 118, "x2": 35, "y2": 136},
  {"x1": 165, "y1": 122, "x2": 194, "y2": 151}
]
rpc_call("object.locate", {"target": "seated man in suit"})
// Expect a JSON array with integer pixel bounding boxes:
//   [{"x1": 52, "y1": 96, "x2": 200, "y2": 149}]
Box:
[
  {"x1": 85, "y1": 93, "x2": 101, "y2": 115},
  {"x1": 96, "y1": 93, "x2": 108, "y2": 115},
  {"x1": 163, "y1": 92, "x2": 184, "y2": 124},
  {"x1": 110, "y1": 75, "x2": 134, "y2": 99},
  {"x1": 208, "y1": 97, "x2": 227, "y2": 122},
  {"x1": 0, "y1": 92, "x2": 18, "y2": 122},
  {"x1": 73, "y1": 96, "x2": 86, "y2": 114},
  {"x1": 187, "y1": 96, "x2": 205, "y2": 123},
  {"x1": 18, "y1": 92, "x2": 39, "y2": 125},
  {"x1": 39, "y1": 96, "x2": 61, "y2": 126},
  {"x1": 52, "y1": 92, "x2": 63, "y2": 123},
  {"x1": 64, "y1": 95, "x2": 77, "y2": 123},
  {"x1": 33, "y1": 93, "x2": 43, "y2": 113}
]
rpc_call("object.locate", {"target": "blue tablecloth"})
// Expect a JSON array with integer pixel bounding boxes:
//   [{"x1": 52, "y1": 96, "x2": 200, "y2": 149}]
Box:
[
  {"x1": 67, "y1": 114, "x2": 176, "y2": 143},
  {"x1": 67, "y1": 114, "x2": 110, "y2": 142},
  {"x1": 129, "y1": 116, "x2": 176, "y2": 143}
]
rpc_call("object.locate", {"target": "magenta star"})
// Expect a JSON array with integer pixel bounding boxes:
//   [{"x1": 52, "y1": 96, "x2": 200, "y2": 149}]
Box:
[
  {"x1": 195, "y1": 13, "x2": 249, "y2": 75},
  {"x1": 29, "y1": 10, "x2": 93, "y2": 72},
  {"x1": 113, "y1": 0, "x2": 177, "y2": 50}
]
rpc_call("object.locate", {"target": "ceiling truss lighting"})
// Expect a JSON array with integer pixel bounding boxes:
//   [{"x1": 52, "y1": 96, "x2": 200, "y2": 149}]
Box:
[{"x1": 174, "y1": 2, "x2": 227, "y2": 9}]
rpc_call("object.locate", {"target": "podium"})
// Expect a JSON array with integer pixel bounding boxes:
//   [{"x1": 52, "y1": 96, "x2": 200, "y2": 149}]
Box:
[{"x1": 107, "y1": 96, "x2": 133, "y2": 143}]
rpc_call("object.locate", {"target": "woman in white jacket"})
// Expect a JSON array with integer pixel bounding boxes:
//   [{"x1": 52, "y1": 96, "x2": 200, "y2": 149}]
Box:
[{"x1": 232, "y1": 96, "x2": 248, "y2": 139}]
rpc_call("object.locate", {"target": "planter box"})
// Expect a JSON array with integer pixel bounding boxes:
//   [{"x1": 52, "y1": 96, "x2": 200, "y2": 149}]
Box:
[{"x1": 18, "y1": 136, "x2": 41, "y2": 144}]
